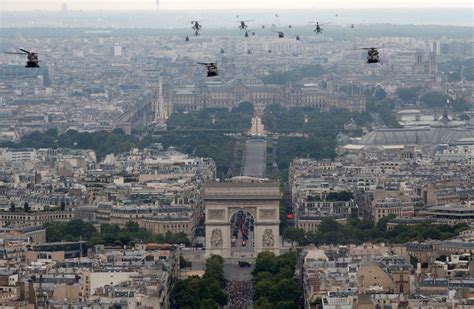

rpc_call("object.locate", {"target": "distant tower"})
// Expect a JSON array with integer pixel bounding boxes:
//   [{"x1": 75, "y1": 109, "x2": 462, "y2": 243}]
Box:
[
  {"x1": 428, "y1": 52, "x2": 437, "y2": 74},
  {"x1": 415, "y1": 51, "x2": 423, "y2": 66},
  {"x1": 112, "y1": 45, "x2": 122, "y2": 57},
  {"x1": 156, "y1": 0, "x2": 160, "y2": 10},
  {"x1": 431, "y1": 42, "x2": 441, "y2": 55},
  {"x1": 414, "y1": 51, "x2": 423, "y2": 74}
]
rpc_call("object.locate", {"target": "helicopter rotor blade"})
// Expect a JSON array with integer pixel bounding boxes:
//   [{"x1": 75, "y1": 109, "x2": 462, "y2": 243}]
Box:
[
  {"x1": 19, "y1": 49, "x2": 31, "y2": 54},
  {"x1": 4, "y1": 52, "x2": 25, "y2": 55}
]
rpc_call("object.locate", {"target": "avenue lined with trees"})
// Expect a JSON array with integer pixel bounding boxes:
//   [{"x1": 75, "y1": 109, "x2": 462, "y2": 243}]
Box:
[
  {"x1": 283, "y1": 217, "x2": 469, "y2": 246},
  {"x1": 45, "y1": 220, "x2": 190, "y2": 247}
]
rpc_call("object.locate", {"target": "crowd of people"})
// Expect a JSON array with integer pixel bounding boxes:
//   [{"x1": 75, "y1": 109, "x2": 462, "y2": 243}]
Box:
[{"x1": 225, "y1": 280, "x2": 253, "y2": 309}]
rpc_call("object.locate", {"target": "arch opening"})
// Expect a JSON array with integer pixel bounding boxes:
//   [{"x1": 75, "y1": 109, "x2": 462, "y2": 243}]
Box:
[{"x1": 229, "y1": 210, "x2": 255, "y2": 258}]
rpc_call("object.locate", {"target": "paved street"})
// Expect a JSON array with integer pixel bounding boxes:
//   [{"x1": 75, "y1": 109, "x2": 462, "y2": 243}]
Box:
[
  {"x1": 231, "y1": 230, "x2": 255, "y2": 258},
  {"x1": 224, "y1": 262, "x2": 254, "y2": 281},
  {"x1": 242, "y1": 138, "x2": 266, "y2": 178}
]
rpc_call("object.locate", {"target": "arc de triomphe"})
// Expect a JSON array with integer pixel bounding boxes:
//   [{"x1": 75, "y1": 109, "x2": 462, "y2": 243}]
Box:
[{"x1": 204, "y1": 177, "x2": 280, "y2": 258}]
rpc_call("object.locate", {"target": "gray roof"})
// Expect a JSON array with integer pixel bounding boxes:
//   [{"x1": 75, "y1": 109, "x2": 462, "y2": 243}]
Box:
[
  {"x1": 359, "y1": 127, "x2": 474, "y2": 146},
  {"x1": 441, "y1": 240, "x2": 474, "y2": 249}
]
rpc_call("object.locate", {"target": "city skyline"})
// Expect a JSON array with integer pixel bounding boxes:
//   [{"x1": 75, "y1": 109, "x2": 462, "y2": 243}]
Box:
[
  {"x1": 1, "y1": 0, "x2": 473, "y2": 11},
  {"x1": 0, "y1": 0, "x2": 472, "y2": 307}
]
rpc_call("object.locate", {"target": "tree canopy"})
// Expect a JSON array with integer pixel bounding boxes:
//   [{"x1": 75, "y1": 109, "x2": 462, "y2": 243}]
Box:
[
  {"x1": 172, "y1": 255, "x2": 228, "y2": 309},
  {"x1": 252, "y1": 251, "x2": 300, "y2": 308},
  {"x1": 290, "y1": 218, "x2": 469, "y2": 246},
  {"x1": 420, "y1": 91, "x2": 450, "y2": 108},
  {"x1": 167, "y1": 106, "x2": 252, "y2": 131},
  {"x1": 261, "y1": 106, "x2": 372, "y2": 171},
  {"x1": 396, "y1": 87, "x2": 420, "y2": 102},
  {"x1": 365, "y1": 96, "x2": 401, "y2": 128},
  {"x1": 374, "y1": 88, "x2": 387, "y2": 101},
  {"x1": 452, "y1": 98, "x2": 472, "y2": 112},
  {"x1": 45, "y1": 220, "x2": 190, "y2": 246}
]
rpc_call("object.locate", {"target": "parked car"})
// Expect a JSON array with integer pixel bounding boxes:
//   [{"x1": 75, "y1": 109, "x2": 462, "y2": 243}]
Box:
[{"x1": 238, "y1": 261, "x2": 251, "y2": 267}]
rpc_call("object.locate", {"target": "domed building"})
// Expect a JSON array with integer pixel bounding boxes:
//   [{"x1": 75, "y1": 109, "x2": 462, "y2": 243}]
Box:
[{"x1": 338, "y1": 113, "x2": 474, "y2": 162}]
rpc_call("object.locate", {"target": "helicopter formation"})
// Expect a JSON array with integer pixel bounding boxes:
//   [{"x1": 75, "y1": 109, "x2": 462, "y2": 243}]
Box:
[
  {"x1": 187, "y1": 15, "x2": 346, "y2": 40},
  {"x1": 4, "y1": 14, "x2": 380, "y2": 77},
  {"x1": 183, "y1": 15, "x2": 380, "y2": 77}
]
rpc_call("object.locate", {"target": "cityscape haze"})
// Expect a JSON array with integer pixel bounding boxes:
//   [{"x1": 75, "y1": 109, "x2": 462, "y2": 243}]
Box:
[{"x1": 0, "y1": 1, "x2": 473, "y2": 308}]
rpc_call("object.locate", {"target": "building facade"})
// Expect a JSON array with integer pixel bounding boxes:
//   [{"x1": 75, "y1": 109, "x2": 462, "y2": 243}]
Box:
[{"x1": 167, "y1": 81, "x2": 366, "y2": 113}]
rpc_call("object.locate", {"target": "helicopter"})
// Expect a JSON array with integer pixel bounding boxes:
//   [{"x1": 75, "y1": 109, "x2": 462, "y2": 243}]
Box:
[
  {"x1": 361, "y1": 47, "x2": 381, "y2": 64},
  {"x1": 238, "y1": 20, "x2": 253, "y2": 31},
  {"x1": 191, "y1": 20, "x2": 203, "y2": 36},
  {"x1": 313, "y1": 22, "x2": 329, "y2": 34},
  {"x1": 185, "y1": 36, "x2": 190, "y2": 42},
  {"x1": 244, "y1": 29, "x2": 256, "y2": 37},
  {"x1": 274, "y1": 31, "x2": 285, "y2": 38},
  {"x1": 220, "y1": 48, "x2": 225, "y2": 54},
  {"x1": 198, "y1": 62, "x2": 218, "y2": 77},
  {"x1": 4, "y1": 49, "x2": 40, "y2": 68},
  {"x1": 247, "y1": 49, "x2": 252, "y2": 54},
  {"x1": 296, "y1": 35, "x2": 301, "y2": 41}
]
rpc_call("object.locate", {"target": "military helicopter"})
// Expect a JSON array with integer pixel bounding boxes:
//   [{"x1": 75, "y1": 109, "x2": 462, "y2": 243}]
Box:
[
  {"x1": 4, "y1": 49, "x2": 40, "y2": 68},
  {"x1": 191, "y1": 20, "x2": 203, "y2": 36},
  {"x1": 361, "y1": 47, "x2": 381, "y2": 64},
  {"x1": 185, "y1": 36, "x2": 190, "y2": 42},
  {"x1": 247, "y1": 49, "x2": 252, "y2": 54},
  {"x1": 312, "y1": 22, "x2": 330, "y2": 34},
  {"x1": 296, "y1": 35, "x2": 301, "y2": 41},
  {"x1": 244, "y1": 30, "x2": 256, "y2": 37},
  {"x1": 198, "y1": 62, "x2": 218, "y2": 77},
  {"x1": 274, "y1": 31, "x2": 285, "y2": 38},
  {"x1": 238, "y1": 20, "x2": 253, "y2": 31},
  {"x1": 220, "y1": 48, "x2": 225, "y2": 54}
]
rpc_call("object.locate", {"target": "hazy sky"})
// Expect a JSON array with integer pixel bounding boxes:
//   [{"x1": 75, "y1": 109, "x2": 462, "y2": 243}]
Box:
[{"x1": 2, "y1": 0, "x2": 472, "y2": 10}]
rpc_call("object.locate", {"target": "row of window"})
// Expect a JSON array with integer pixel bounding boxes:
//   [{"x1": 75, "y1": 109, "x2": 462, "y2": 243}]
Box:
[{"x1": 0, "y1": 214, "x2": 72, "y2": 220}]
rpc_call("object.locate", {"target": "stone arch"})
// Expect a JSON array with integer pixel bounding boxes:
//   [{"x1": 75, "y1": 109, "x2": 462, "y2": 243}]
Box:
[
  {"x1": 228, "y1": 207, "x2": 257, "y2": 222},
  {"x1": 204, "y1": 181, "x2": 280, "y2": 259}
]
